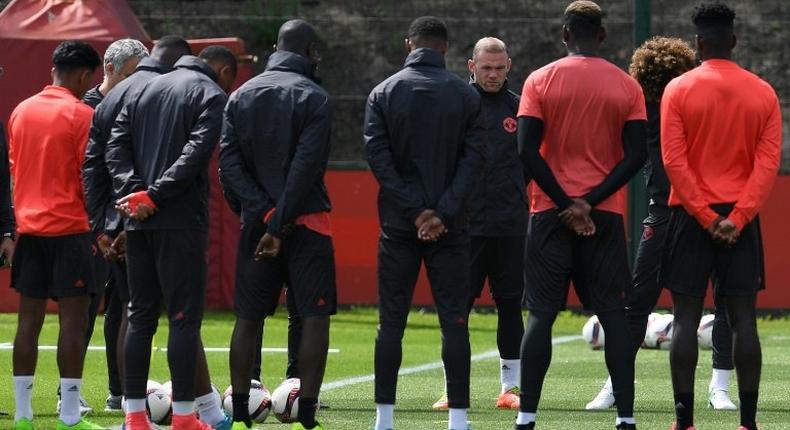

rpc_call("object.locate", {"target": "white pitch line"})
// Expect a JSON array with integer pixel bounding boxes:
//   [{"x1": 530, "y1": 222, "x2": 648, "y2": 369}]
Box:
[
  {"x1": 321, "y1": 334, "x2": 581, "y2": 392},
  {"x1": 0, "y1": 344, "x2": 339, "y2": 353}
]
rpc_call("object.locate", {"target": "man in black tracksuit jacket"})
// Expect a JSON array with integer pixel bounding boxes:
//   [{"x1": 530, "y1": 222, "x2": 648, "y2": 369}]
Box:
[
  {"x1": 82, "y1": 36, "x2": 193, "y2": 410},
  {"x1": 365, "y1": 17, "x2": 485, "y2": 430},
  {"x1": 219, "y1": 19, "x2": 334, "y2": 429},
  {"x1": 106, "y1": 48, "x2": 237, "y2": 428},
  {"x1": 441, "y1": 37, "x2": 528, "y2": 410}
]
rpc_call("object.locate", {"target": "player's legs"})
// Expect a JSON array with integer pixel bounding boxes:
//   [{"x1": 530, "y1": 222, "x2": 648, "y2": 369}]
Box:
[
  {"x1": 490, "y1": 236, "x2": 525, "y2": 405},
  {"x1": 708, "y1": 291, "x2": 736, "y2": 410},
  {"x1": 587, "y1": 216, "x2": 668, "y2": 411},
  {"x1": 713, "y1": 213, "x2": 765, "y2": 430},
  {"x1": 11, "y1": 235, "x2": 49, "y2": 424},
  {"x1": 103, "y1": 279, "x2": 124, "y2": 400},
  {"x1": 12, "y1": 295, "x2": 47, "y2": 423},
  {"x1": 518, "y1": 210, "x2": 572, "y2": 428},
  {"x1": 286, "y1": 289, "x2": 302, "y2": 379},
  {"x1": 724, "y1": 294, "x2": 760, "y2": 430},
  {"x1": 284, "y1": 227, "x2": 336, "y2": 429},
  {"x1": 425, "y1": 232, "x2": 472, "y2": 429},
  {"x1": 152, "y1": 230, "x2": 209, "y2": 423},
  {"x1": 575, "y1": 211, "x2": 635, "y2": 425},
  {"x1": 670, "y1": 293, "x2": 705, "y2": 429},
  {"x1": 626, "y1": 216, "x2": 669, "y2": 352},
  {"x1": 430, "y1": 236, "x2": 488, "y2": 411},
  {"x1": 662, "y1": 206, "x2": 717, "y2": 430},
  {"x1": 57, "y1": 295, "x2": 93, "y2": 425},
  {"x1": 123, "y1": 231, "x2": 163, "y2": 425},
  {"x1": 230, "y1": 221, "x2": 283, "y2": 427},
  {"x1": 374, "y1": 227, "x2": 421, "y2": 430}
]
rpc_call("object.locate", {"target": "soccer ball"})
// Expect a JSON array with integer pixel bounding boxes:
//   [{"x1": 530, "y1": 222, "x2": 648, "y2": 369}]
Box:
[
  {"x1": 645, "y1": 313, "x2": 674, "y2": 350},
  {"x1": 582, "y1": 315, "x2": 605, "y2": 350},
  {"x1": 697, "y1": 314, "x2": 715, "y2": 350},
  {"x1": 145, "y1": 380, "x2": 172, "y2": 425},
  {"x1": 271, "y1": 378, "x2": 303, "y2": 423},
  {"x1": 641, "y1": 313, "x2": 661, "y2": 348},
  {"x1": 221, "y1": 379, "x2": 272, "y2": 423}
]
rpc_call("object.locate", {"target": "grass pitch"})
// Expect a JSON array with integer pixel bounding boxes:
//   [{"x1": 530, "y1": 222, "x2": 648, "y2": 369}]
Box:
[{"x1": 1, "y1": 308, "x2": 788, "y2": 429}]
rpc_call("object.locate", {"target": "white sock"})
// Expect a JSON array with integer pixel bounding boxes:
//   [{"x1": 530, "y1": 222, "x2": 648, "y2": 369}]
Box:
[
  {"x1": 604, "y1": 376, "x2": 613, "y2": 391},
  {"x1": 375, "y1": 404, "x2": 394, "y2": 430},
  {"x1": 448, "y1": 408, "x2": 467, "y2": 429},
  {"x1": 125, "y1": 398, "x2": 146, "y2": 413},
  {"x1": 710, "y1": 368, "x2": 732, "y2": 392},
  {"x1": 616, "y1": 417, "x2": 636, "y2": 424},
  {"x1": 195, "y1": 392, "x2": 225, "y2": 425},
  {"x1": 500, "y1": 358, "x2": 520, "y2": 393},
  {"x1": 172, "y1": 401, "x2": 195, "y2": 416},
  {"x1": 59, "y1": 378, "x2": 82, "y2": 426},
  {"x1": 516, "y1": 412, "x2": 536, "y2": 425},
  {"x1": 13, "y1": 375, "x2": 34, "y2": 421}
]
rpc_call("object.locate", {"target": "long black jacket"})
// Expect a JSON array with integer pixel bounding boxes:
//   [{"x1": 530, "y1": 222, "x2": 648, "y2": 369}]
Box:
[
  {"x1": 107, "y1": 56, "x2": 227, "y2": 231},
  {"x1": 218, "y1": 51, "x2": 331, "y2": 237},
  {"x1": 83, "y1": 57, "x2": 170, "y2": 236},
  {"x1": 467, "y1": 81, "x2": 527, "y2": 237},
  {"x1": 364, "y1": 48, "x2": 486, "y2": 232}
]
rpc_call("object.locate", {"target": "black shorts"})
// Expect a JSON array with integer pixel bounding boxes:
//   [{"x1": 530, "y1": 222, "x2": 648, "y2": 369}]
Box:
[
  {"x1": 660, "y1": 204, "x2": 765, "y2": 298},
  {"x1": 523, "y1": 209, "x2": 630, "y2": 313},
  {"x1": 11, "y1": 232, "x2": 98, "y2": 299},
  {"x1": 469, "y1": 235, "x2": 525, "y2": 305},
  {"x1": 125, "y1": 230, "x2": 207, "y2": 325},
  {"x1": 234, "y1": 223, "x2": 336, "y2": 320}
]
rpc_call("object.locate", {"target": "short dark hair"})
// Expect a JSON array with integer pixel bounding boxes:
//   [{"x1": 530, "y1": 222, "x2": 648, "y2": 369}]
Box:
[
  {"x1": 407, "y1": 16, "x2": 448, "y2": 45},
  {"x1": 152, "y1": 35, "x2": 192, "y2": 68},
  {"x1": 52, "y1": 40, "x2": 101, "y2": 74},
  {"x1": 564, "y1": 1, "x2": 603, "y2": 40},
  {"x1": 692, "y1": 2, "x2": 735, "y2": 32},
  {"x1": 199, "y1": 45, "x2": 238, "y2": 74}
]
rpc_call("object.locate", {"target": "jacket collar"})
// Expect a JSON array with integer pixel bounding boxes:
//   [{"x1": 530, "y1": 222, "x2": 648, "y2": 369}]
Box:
[
  {"x1": 174, "y1": 56, "x2": 218, "y2": 82},
  {"x1": 265, "y1": 51, "x2": 315, "y2": 79},
  {"x1": 404, "y1": 48, "x2": 446, "y2": 69},
  {"x1": 136, "y1": 56, "x2": 171, "y2": 74}
]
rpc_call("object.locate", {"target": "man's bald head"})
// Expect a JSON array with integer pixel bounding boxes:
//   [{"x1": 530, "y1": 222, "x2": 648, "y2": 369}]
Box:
[
  {"x1": 472, "y1": 37, "x2": 508, "y2": 60},
  {"x1": 276, "y1": 19, "x2": 319, "y2": 57},
  {"x1": 151, "y1": 35, "x2": 192, "y2": 68}
]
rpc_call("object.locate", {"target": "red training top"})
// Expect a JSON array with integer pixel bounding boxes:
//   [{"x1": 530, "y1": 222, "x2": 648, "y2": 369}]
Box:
[
  {"x1": 518, "y1": 56, "x2": 646, "y2": 214},
  {"x1": 661, "y1": 59, "x2": 782, "y2": 230},
  {"x1": 8, "y1": 85, "x2": 93, "y2": 236}
]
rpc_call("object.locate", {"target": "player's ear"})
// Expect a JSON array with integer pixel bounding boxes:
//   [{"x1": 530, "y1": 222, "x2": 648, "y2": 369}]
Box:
[
  {"x1": 467, "y1": 58, "x2": 475, "y2": 76},
  {"x1": 731, "y1": 34, "x2": 737, "y2": 50},
  {"x1": 507, "y1": 57, "x2": 512, "y2": 72},
  {"x1": 598, "y1": 25, "x2": 607, "y2": 44},
  {"x1": 562, "y1": 25, "x2": 570, "y2": 43}
]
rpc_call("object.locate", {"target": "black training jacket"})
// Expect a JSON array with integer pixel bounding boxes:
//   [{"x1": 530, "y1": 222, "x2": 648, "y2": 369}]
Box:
[
  {"x1": 364, "y1": 48, "x2": 486, "y2": 232},
  {"x1": 644, "y1": 101, "x2": 670, "y2": 216},
  {"x1": 83, "y1": 57, "x2": 170, "y2": 237},
  {"x1": 106, "y1": 56, "x2": 227, "y2": 231},
  {"x1": 0, "y1": 123, "x2": 14, "y2": 236},
  {"x1": 467, "y1": 81, "x2": 527, "y2": 237},
  {"x1": 219, "y1": 51, "x2": 331, "y2": 236}
]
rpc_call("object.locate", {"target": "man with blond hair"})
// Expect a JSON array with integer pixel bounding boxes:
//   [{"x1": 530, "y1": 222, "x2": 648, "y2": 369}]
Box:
[
  {"x1": 432, "y1": 36, "x2": 526, "y2": 412},
  {"x1": 515, "y1": 1, "x2": 647, "y2": 429}
]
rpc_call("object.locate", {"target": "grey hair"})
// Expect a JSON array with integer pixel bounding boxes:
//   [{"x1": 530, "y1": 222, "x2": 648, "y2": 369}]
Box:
[{"x1": 104, "y1": 38, "x2": 149, "y2": 74}]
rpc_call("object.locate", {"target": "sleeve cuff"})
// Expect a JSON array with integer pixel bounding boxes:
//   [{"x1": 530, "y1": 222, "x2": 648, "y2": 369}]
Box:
[
  {"x1": 694, "y1": 207, "x2": 720, "y2": 230},
  {"x1": 729, "y1": 209, "x2": 751, "y2": 232}
]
